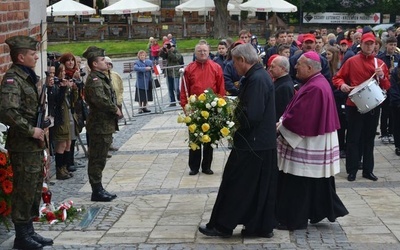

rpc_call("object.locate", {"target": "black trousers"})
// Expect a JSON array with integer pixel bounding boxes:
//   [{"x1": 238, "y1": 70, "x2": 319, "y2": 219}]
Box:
[
  {"x1": 380, "y1": 99, "x2": 393, "y2": 136},
  {"x1": 392, "y1": 106, "x2": 400, "y2": 148},
  {"x1": 188, "y1": 143, "x2": 213, "y2": 172},
  {"x1": 345, "y1": 106, "x2": 380, "y2": 175}
]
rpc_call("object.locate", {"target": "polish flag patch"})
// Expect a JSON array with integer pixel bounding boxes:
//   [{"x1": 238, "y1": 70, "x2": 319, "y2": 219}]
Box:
[{"x1": 6, "y1": 78, "x2": 14, "y2": 84}]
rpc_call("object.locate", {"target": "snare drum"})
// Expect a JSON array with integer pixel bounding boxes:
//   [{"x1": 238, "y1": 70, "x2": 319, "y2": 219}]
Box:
[{"x1": 348, "y1": 79, "x2": 386, "y2": 114}]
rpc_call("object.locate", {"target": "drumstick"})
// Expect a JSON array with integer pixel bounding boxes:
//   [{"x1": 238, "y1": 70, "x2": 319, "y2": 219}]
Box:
[{"x1": 370, "y1": 63, "x2": 385, "y2": 79}]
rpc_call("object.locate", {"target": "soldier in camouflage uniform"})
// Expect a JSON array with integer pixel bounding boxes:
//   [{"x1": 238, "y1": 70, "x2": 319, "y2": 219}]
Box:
[
  {"x1": 83, "y1": 46, "x2": 121, "y2": 202},
  {"x1": 0, "y1": 36, "x2": 53, "y2": 249}
]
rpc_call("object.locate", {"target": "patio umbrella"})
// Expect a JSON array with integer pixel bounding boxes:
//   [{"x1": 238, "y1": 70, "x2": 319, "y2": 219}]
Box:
[
  {"x1": 175, "y1": 0, "x2": 235, "y2": 35},
  {"x1": 101, "y1": 0, "x2": 160, "y2": 39},
  {"x1": 46, "y1": 0, "x2": 96, "y2": 40},
  {"x1": 239, "y1": 0, "x2": 297, "y2": 32}
]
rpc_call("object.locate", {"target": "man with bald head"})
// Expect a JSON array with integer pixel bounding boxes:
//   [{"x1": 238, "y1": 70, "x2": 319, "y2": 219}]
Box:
[
  {"x1": 268, "y1": 56, "x2": 294, "y2": 122},
  {"x1": 276, "y1": 51, "x2": 348, "y2": 231}
]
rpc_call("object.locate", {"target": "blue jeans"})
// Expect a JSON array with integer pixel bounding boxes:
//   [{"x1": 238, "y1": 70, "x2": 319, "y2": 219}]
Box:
[{"x1": 167, "y1": 76, "x2": 180, "y2": 103}]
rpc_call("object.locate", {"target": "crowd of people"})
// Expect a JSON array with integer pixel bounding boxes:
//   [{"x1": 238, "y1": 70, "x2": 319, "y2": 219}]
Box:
[{"x1": 1, "y1": 24, "x2": 400, "y2": 247}]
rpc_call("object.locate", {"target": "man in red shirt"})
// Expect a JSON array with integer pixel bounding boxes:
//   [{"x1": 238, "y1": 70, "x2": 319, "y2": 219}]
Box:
[
  {"x1": 180, "y1": 42, "x2": 225, "y2": 175},
  {"x1": 333, "y1": 33, "x2": 390, "y2": 182}
]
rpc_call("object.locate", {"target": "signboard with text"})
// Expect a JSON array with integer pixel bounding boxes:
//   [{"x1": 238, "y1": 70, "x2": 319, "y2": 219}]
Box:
[{"x1": 303, "y1": 12, "x2": 381, "y2": 24}]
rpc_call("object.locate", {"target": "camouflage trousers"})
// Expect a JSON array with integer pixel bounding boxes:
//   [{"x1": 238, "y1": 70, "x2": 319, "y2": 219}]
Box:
[
  {"x1": 88, "y1": 133, "x2": 113, "y2": 185},
  {"x1": 9, "y1": 151, "x2": 44, "y2": 224}
]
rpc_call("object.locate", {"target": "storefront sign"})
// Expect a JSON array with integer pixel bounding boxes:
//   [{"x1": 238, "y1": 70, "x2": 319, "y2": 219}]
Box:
[{"x1": 303, "y1": 12, "x2": 380, "y2": 24}]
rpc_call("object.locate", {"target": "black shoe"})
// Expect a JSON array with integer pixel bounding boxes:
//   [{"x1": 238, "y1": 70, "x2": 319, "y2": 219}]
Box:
[
  {"x1": 362, "y1": 172, "x2": 378, "y2": 181},
  {"x1": 67, "y1": 164, "x2": 77, "y2": 172},
  {"x1": 189, "y1": 170, "x2": 199, "y2": 175},
  {"x1": 169, "y1": 103, "x2": 176, "y2": 107},
  {"x1": 198, "y1": 225, "x2": 231, "y2": 238},
  {"x1": 347, "y1": 173, "x2": 356, "y2": 182},
  {"x1": 91, "y1": 189, "x2": 114, "y2": 202},
  {"x1": 107, "y1": 154, "x2": 112, "y2": 158},
  {"x1": 202, "y1": 169, "x2": 214, "y2": 175},
  {"x1": 74, "y1": 161, "x2": 86, "y2": 168},
  {"x1": 241, "y1": 229, "x2": 273, "y2": 238},
  {"x1": 27, "y1": 221, "x2": 53, "y2": 246},
  {"x1": 396, "y1": 148, "x2": 400, "y2": 156},
  {"x1": 109, "y1": 146, "x2": 118, "y2": 151},
  {"x1": 339, "y1": 150, "x2": 346, "y2": 159},
  {"x1": 102, "y1": 189, "x2": 117, "y2": 199},
  {"x1": 143, "y1": 108, "x2": 151, "y2": 113},
  {"x1": 13, "y1": 224, "x2": 43, "y2": 250}
]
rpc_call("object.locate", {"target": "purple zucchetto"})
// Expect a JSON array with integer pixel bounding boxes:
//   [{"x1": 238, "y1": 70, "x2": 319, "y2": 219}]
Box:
[{"x1": 303, "y1": 51, "x2": 320, "y2": 63}]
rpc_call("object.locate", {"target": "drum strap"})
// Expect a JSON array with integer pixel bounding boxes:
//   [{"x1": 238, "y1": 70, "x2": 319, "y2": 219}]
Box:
[{"x1": 374, "y1": 58, "x2": 379, "y2": 83}]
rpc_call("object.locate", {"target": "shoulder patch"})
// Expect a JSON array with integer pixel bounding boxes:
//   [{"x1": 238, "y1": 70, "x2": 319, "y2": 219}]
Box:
[
  {"x1": 93, "y1": 77, "x2": 98, "y2": 81},
  {"x1": 6, "y1": 78, "x2": 15, "y2": 84}
]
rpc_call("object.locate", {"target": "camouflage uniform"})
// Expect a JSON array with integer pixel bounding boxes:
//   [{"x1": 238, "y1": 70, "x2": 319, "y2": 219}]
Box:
[
  {"x1": 0, "y1": 35, "x2": 53, "y2": 250},
  {"x1": 0, "y1": 59, "x2": 44, "y2": 225},
  {"x1": 84, "y1": 68, "x2": 118, "y2": 185}
]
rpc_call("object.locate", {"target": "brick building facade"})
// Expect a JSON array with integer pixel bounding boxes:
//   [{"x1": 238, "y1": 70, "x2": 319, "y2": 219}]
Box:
[{"x1": 0, "y1": 0, "x2": 47, "y2": 81}]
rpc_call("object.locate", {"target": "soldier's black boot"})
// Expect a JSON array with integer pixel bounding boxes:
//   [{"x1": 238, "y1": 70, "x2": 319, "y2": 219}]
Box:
[
  {"x1": 91, "y1": 183, "x2": 114, "y2": 202},
  {"x1": 99, "y1": 183, "x2": 117, "y2": 199},
  {"x1": 27, "y1": 220, "x2": 54, "y2": 246},
  {"x1": 13, "y1": 224, "x2": 43, "y2": 250}
]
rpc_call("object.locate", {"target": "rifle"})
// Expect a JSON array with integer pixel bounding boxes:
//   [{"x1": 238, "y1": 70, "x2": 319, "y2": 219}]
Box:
[{"x1": 36, "y1": 79, "x2": 51, "y2": 148}]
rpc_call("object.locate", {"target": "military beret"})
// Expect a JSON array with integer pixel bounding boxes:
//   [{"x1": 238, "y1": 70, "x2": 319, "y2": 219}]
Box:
[
  {"x1": 5, "y1": 36, "x2": 39, "y2": 51},
  {"x1": 82, "y1": 46, "x2": 105, "y2": 60}
]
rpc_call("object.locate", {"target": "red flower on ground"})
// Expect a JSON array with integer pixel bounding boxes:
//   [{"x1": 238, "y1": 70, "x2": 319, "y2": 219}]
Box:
[{"x1": 2, "y1": 180, "x2": 12, "y2": 194}]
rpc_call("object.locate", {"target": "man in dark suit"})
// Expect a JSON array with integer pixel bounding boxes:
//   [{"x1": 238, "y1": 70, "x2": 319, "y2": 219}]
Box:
[{"x1": 268, "y1": 56, "x2": 295, "y2": 122}]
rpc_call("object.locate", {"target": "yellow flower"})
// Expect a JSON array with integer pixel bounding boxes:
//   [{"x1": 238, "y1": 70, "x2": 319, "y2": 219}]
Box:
[
  {"x1": 201, "y1": 134, "x2": 211, "y2": 143},
  {"x1": 201, "y1": 111, "x2": 209, "y2": 119},
  {"x1": 189, "y1": 142, "x2": 200, "y2": 150},
  {"x1": 188, "y1": 124, "x2": 197, "y2": 133},
  {"x1": 198, "y1": 93, "x2": 206, "y2": 101},
  {"x1": 201, "y1": 123, "x2": 210, "y2": 132},
  {"x1": 184, "y1": 116, "x2": 192, "y2": 123},
  {"x1": 220, "y1": 127, "x2": 230, "y2": 137},
  {"x1": 217, "y1": 98, "x2": 226, "y2": 107},
  {"x1": 177, "y1": 115, "x2": 185, "y2": 123}
]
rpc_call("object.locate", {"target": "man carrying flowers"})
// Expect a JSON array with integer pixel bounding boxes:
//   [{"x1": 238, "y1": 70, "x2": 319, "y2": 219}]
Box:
[
  {"x1": 180, "y1": 41, "x2": 225, "y2": 175},
  {"x1": 198, "y1": 43, "x2": 278, "y2": 238}
]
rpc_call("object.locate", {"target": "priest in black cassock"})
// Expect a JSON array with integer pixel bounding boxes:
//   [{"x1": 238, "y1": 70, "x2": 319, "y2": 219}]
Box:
[{"x1": 198, "y1": 43, "x2": 278, "y2": 238}]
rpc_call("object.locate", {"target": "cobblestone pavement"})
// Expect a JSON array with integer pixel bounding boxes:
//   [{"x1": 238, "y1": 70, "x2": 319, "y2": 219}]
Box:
[{"x1": 1, "y1": 58, "x2": 400, "y2": 249}]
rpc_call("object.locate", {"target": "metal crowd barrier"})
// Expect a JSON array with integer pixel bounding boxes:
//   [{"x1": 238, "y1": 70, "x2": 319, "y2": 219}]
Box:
[{"x1": 122, "y1": 61, "x2": 186, "y2": 117}]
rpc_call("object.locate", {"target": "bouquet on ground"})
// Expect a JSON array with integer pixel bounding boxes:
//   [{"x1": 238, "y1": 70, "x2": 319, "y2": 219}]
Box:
[
  {"x1": 178, "y1": 88, "x2": 237, "y2": 150},
  {"x1": 37, "y1": 183, "x2": 84, "y2": 224},
  {"x1": 0, "y1": 149, "x2": 12, "y2": 230}
]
